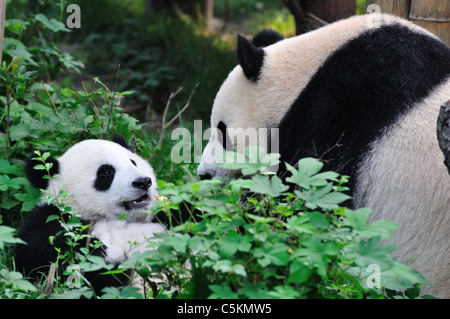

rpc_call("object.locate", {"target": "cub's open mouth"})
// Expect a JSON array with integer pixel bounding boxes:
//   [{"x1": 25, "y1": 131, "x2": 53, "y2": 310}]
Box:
[{"x1": 123, "y1": 194, "x2": 151, "y2": 210}]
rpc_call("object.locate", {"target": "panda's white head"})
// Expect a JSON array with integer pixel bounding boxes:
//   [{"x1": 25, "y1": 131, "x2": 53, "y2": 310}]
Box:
[
  {"x1": 25, "y1": 136, "x2": 157, "y2": 223},
  {"x1": 197, "y1": 14, "x2": 430, "y2": 180}
]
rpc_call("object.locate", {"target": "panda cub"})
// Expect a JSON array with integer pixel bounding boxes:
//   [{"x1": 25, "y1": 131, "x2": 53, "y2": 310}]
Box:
[{"x1": 15, "y1": 136, "x2": 165, "y2": 293}]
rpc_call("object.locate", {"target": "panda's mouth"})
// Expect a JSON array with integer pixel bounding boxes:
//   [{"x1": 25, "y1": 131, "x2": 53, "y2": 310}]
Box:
[{"x1": 123, "y1": 194, "x2": 151, "y2": 210}]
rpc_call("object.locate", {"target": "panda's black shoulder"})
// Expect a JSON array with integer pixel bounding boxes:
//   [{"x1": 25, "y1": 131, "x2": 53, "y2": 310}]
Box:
[
  {"x1": 15, "y1": 204, "x2": 106, "y2": 277},
  {"x1": 15, "y1": 204, "x2": 64, "y2": 275}
]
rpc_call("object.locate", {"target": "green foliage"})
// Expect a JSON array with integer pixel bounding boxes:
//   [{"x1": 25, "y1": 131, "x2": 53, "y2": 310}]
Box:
[{"x1": 141, "y1": 155, "x2": 429, "y2": 299}]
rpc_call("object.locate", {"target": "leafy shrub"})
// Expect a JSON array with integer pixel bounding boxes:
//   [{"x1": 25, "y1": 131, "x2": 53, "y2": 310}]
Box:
[{"x1": 133, "y1": 153, "x2": 430, "y2": 299}]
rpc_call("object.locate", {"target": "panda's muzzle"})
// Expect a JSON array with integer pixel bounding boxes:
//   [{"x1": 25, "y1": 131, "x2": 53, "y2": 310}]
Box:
[
  {"x1": 123, "y1": 177, "x2": 152, "y2": 210},
  {"x1": 123, "y1": 194, "x2": 151, "y2": 210}
]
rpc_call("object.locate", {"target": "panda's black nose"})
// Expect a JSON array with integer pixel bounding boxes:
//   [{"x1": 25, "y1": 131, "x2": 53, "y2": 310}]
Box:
[
  {"x1": 199, "y1": 173, "x2": 212, "y2": 180},
  {"x1": 132, "y1": 177, "x2": 152, "y2": 190}
]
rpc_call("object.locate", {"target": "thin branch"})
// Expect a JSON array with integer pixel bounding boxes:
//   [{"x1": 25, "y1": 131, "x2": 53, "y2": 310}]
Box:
[
  {"x1": 166, "y1": 82, "x2": 198, "y2": 127},
  {"x1": 149, "y1": 84, "x2": 197, "y2": 162},
  {"x1": 5, "y1": 86, "x2": 10, "y2": 161},
  {"x1": 44, "y1": 263, "x2": 56, "y2": 297},
  {"x1": 81, "y1": 81, "x2": 100, "y2": 116},
  {"x1": 149, "y1": 87, "x2": 183, "y2": 162},
  {"x1": 41, "y1": 81, "x2": 57, "y2": 113},
  {"x1": 84, "y1": 219, "x2": 95, "y2": 250}
]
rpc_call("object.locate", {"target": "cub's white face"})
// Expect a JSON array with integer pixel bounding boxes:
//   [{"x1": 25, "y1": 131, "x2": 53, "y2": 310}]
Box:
[{"x1": 49, "y1": 140, "x2": 157, "y2": 222}]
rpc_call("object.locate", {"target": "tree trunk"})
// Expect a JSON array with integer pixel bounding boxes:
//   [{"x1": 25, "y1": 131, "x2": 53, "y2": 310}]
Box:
[
  {"x1": 281, "y1": 0, "x2": 356, "y2": 35},
  {"x1": 146, "y1": 0, "x2": 214, "y2": 26},
  {"x1": 0, "y1": 0, "x2": 5, "y2": 65},
  {"x1": 437, "y1": 100, "x2": 450, "y2": 175},
  {"x1": 302, "y1": 0, "x2": 356, "y2": 22}
]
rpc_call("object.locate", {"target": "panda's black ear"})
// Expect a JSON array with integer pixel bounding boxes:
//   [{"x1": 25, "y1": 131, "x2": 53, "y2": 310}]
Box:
[
  {"x1": 251, "y1": 29, "x2": 284, "y2": 48},
  {"x1": 25, "y1": 152, "x2": 60, "y2": 190},
  {"x1": 112, "y1": 134, "x2": 131, "y2": 151},
  {"x1": 236, "y1": 34, "x2": 265, "y2": 82}
]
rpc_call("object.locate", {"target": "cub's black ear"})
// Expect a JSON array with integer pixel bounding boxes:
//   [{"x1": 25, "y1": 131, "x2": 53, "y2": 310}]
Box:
[
  {"x1": 236, "y1": 34, "x2": 265, "y2": 82},
  {"x1": 251, "y1": 29, "x2": 284, "y2": 48},
  {"x1": 112, "y1": 134, "x2": 131, "y2": 151},
  {"x1": 25, "y1": 152, "x2": 60, "y2": 190}
]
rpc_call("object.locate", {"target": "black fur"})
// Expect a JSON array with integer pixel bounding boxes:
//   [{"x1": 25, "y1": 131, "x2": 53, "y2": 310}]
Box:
[
  {"x1": 437, "y1": 100, "x2": 450, "y2": 174},
  {"x1": 14, "y1": 204, "x2": 130, "y2": 294},
  {"x1": 94, "y1": 164, "x2": 116, "y2": 191},
  {"x1": 277, "y1": 23, "x2": 450, "y2": 196},
  {"x1": 112, "y1": 134, "x2": 131, "y2": 150},
  {"x1": 24, "y1": 153, "x2": 59, "y2": 190},
  {"x1": 251, "y1": 29, "x2": 284, "y2": 48},
  {"x1": 236, "y1": 34, "x2": 265, "y2": 82}
]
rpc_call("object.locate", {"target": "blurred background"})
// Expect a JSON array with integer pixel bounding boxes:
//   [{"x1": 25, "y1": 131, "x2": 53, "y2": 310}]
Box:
[
  {"x1": 5, "y1": 0, "x2": 448, "y2": 124},
  {"x1": 4, "y1": 0, "x2": 370, "y2": 124}
]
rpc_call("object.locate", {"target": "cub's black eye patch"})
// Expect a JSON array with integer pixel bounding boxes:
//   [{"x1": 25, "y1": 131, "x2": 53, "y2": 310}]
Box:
[
  {"x1": 130, "y1": 159, "x2": 137, "y2": 166},
  {"x1": 95, "y1": 164, "x2": 115, "y2": 191}
]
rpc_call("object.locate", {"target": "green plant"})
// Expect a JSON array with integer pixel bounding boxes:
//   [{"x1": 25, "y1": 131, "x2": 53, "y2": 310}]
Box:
[{"x1": 138, "y1": 152, "x2": 430, "y2": 299}]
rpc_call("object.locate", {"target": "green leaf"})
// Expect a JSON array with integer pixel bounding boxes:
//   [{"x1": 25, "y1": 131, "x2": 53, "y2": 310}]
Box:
[
  {"x1": 2, "y1": 38, "x2": 32, "y2": 58},
  {"x1": 0, "y1": 160, "x2": 22, "y2": 175},
  {"x1": 295, "y1": 185, "x2": 350, "y2": 210},
  {"x1": 347, "y1": 237, "x2": 397, "y2": 269},
  {"x1": 0, "y1": 175, "x2": 27, "y2": 191},
  {"x1": 34, "y1": 14, "x2": 69, "y2": 33},
  {"x1": 286, "y1": 158, "x2": 339, "y2": 189},
  {"x1": 14, "y1": 186, "x2": 41, "y2": 212},
  {"x1": 163, "y1": 233, "x2": 190, "y2": 254},
  {"x1": 213, "y1": 260, "x2": 232, "y2": 273},
  {"x1": 209, "y1": 285, "x2": 239, "y2": 299},
  {"x1": 254, "y1": 243, "x2": 290, "y2": 267},
  {"x1": 78, "y1": 255, "x2": 114, "y2": 272},
  {"x1": 0, "y1": 269, "x2": 36, "y2": 292},
  {"x1": 218, "y1": 231, "x2": 252, "y2": 258},
  {"x1": 287, "y1": 259, "x2": 312, "y2": 284},
  {"x1": 268, "y1": 285, "x2": 301, "y2": 299},
  {"x1": 232, "y1": 264, "x2": 247, "y2": 277},
  {"x1": 249, "y1": 174, "x2": 288, "y2": 197},
  {"x1": 285, "y1": 215, "x2": 317, "y2": 234},
  {"x1": 344, "y1": 208, "x2": 398, "y2": 239},
  {"x1": 0, "y1": 225, "x2": 25, "y2": 249},
  {"x1": 50, "y1": 287, "x2": 93, "y2": 299}
]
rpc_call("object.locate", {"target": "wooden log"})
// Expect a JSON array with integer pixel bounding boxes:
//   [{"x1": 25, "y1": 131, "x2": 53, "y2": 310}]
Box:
[
  {"x1": 366, "y1": 0, "x2": 449, "y2": 46},
  {"x1": 365, "y1": 0, "x2": 411, "y2": 19},
  {"x1": 409, "y1": 0, "x2": 449, "y2": 46}
]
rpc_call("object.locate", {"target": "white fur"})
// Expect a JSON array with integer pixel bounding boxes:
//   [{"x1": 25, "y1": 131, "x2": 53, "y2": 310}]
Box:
[
  {"x1": 49, "y1": 140, "x2": 157, "y2": 222},
  {"x1": 198, "y1": 14, "x2": 417, "y2": 178},
  {"x1": 354, "y1": 79, "x2": 450, "y2": 298},
  {"x1": 47, "y1": 139, "x2": 163, "y2": 265},
  {"x1": 92, "y1": 220, "x2": 165, "y2": 264}
]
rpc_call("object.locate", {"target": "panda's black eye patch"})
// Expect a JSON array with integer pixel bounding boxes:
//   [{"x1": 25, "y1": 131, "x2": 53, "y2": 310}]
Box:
[
  {"x1": 130, "y1": 159, "x2": 137, "y2": 166},
  {"x1": 217, "y1": 121, "x2": 232, "y2": 150},
  {"x1": 95, "y1": 164, "x2": 115, "y2": 191}
]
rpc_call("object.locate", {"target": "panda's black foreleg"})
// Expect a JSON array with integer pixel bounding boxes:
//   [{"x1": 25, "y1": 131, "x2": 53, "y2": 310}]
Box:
[{"x1": 15, "y1": 203, "x2": 130, "y2": 296}]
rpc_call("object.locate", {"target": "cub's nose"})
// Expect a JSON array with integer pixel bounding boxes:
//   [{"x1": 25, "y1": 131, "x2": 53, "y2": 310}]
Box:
[{"x1": 132, "y1": 177, "x2": 152, "y2": 190}]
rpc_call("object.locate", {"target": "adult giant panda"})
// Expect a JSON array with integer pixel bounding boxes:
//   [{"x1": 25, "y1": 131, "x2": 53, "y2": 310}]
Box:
[
  {"x1": 15, "y1": 136, "x2": 165, "y2": 294},
  {"x1": 197, "y1": 14, "x2": 450, "y2": 298}
]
